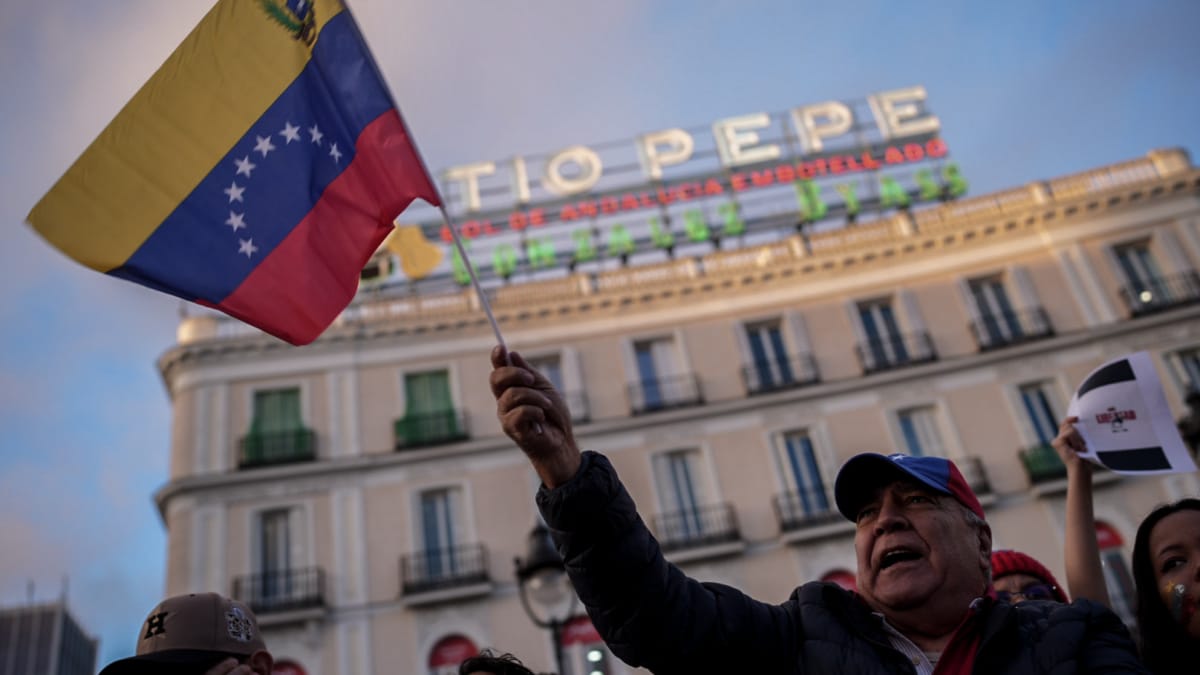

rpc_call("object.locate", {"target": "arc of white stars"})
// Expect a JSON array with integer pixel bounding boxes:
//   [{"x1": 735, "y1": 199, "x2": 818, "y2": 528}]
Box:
[
  {"x1": 329, "y1": 142, "x2": 342, "y2": 163},
  {"x1": 238, "y1": 238, "x2": 259, "y2": 258},
  {"x1": 234, "y1": 155, "x2": 256, "y2": 178},
  {"x1": 224, "y1": 182, "x2": 245, "y2": 203},
  {"x1": 253, "y1": 135, "x2": 276, "y2": 157},
  {"x1": 226, "y1": 211, "x2": 246, "y2": 232},
  {"x1": 309, "y1": 124, "x2": 324, "y2": 145},
  {"x1": 280, "y1": 121, "x2": 301, "y2": 144}
]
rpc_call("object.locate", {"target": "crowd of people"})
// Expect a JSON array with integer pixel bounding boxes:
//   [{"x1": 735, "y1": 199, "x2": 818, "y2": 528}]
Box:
[{"x1": 96, "y1": 346, "x2": 1200, "y2": 674}]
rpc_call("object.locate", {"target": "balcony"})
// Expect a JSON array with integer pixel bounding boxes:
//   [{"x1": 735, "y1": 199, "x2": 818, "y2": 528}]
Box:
[
  {"x1": 394, "y1": 409, "x2": 469, "y2": 450},
  {"x1": 742, "y1": 354, "x2": 821, "y2": 395},
  {"x1": 400, "y1": 543, "x2": 492, "y2": 605},
  {"x1": 855, "y1": 332, "x2": 937, "y2": 374},
  {"x1": 1019, "y1": 443, "x2": 1067, "y2": 485},
  {"x1": 232, "y1": 567, "x2": 325, "y2": 618},
  {"x1": 238, "y1": 429, "x2": 316, "y2": 469},
  {"x1": 969, "y1": 308, "x2": 1054, "y2": 351},
  {"x1": 1119, "y1": 272, "x2": 1200, "y2": 316},
  {"x1": 774, "y1": 489, "x2": 842, "y2": 532},
  {"x1": 954, "y1": 455, "x2": 995, "y2": 507},
  {"x1": 628, "y1": 374, "x2": 704, "y2": 415},
  {"x1": 652, "y1": 503, "x2": 742, "y2": 560}
]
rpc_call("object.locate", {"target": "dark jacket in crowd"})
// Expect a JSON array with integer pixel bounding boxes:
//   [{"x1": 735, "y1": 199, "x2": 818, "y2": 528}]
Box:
[{"x1": 538, "y1": 452, "x2": 1147, "y2": 674}]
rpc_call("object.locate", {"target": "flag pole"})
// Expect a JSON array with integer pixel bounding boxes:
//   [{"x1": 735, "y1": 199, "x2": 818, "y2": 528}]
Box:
[{"x1": 437, "y1": 205, "x2": 507, "y2": 352}]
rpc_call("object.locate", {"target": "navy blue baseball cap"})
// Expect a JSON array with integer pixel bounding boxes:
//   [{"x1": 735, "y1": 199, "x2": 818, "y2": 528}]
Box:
[{"x1": 834, "y1": 453, "x2": 985, "y2": 522}]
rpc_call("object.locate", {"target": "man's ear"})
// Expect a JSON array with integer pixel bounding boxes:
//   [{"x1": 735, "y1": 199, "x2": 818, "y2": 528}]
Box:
[
  {"x1": 248, "y1": 650, "x2": 274, "y2": 675},
  {"x1": 978, "y1": 523, "x2": 993, "y2": 574}
]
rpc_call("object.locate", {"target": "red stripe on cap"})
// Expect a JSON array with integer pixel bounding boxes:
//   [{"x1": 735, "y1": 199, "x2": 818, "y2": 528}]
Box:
[
  {"x1": 210, "y1": 111, "x2": 435, "y2": 345},
  {"x1": 945, "y1": 462, "x2": 985, "y2": 519}
]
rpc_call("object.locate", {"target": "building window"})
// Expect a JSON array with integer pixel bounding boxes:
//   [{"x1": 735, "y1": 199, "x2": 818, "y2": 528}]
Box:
[
  {"x1": 418, "y1": 488, "x2": 462, "y2": 580},
  {"x1": 969, "y1": 276, "x2": 1022, "y2": 343},
  {"x1": 241, "y1": 387, "x2": 314, "y2": 467},
  {"x1": 1096, "y1": 521, "x2": 1137, "y2": 631},
  {"x1": 629, "y1": 337, "x2": 700, "y2": 413},
  {"x1": 774, "y1": 430, "x2": 830, "y2": 518},
  {"x1": 527, "y1": 354, "x2": 564, "y2": 390},
  {"x1": 396, "y1": 370, "x2": 465, "y2": 448},
  {"x1": 1114, "y1": 241, "x2": 1165, "y2": 296},
  {"x1": 744, "y1": 320, "x2": 794, "y2": 391},
  {"x1": 1171, "y1": 347, "x2": 1200, "y2": 394},
  {"x1": 858, "y1": 299, "x2": 908, "y2": 366},
  {"x1": 896, "y1": 406, "x2": 946, "y2": 457},
  {"x1": 653, "y1": 450, "x2": 703, "y2": 539},
  {"x1": 255, "y1": 508, "x2": 298, "y2": 608},
  {"x1": 1018, "y1": 381, "x2": 1060, "y2": 447},
  {"x1": 526, "y1": 353, "x2": 589, "y2": 422}
]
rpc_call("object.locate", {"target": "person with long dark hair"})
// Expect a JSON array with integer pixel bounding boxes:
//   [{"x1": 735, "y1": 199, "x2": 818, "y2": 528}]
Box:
[{"x1": 1132, "y1": 498, "x2": 1200, "y2": 674}]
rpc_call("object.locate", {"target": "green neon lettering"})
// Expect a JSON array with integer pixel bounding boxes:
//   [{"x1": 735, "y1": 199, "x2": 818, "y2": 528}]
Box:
[
  {"x1": 879, "y1": 177, "x2": 911, "y2": 209},
  {"x1": 717, "y1": 202, "x2": 745, "y2": 236},
  {"x1": 943, "y1": 163, "x2": 968, "y2": 198},
  {"x1": 649, "y1": 216, "x2": 674, "y2": 249},
  {"x1": 834, "y1": 183, "x2": 860, "y2": 217},
  {"x1": 607, "y1": 224, "x2": 635, "y2": 257},
  {"x1": 451, "y1": 242, "x2": 474, "y2": 286},
  {"x1": 492, "y1": 244, "x2": 518, "y2": 279},
  {"x1": 682, "y1": 209, "x2": 710, "y2": 243},
  {"x1": 572, "y1": 229, "x2": 596, "y2": 263},
  {"x1": 794, "y1": 180, "x2": 827, "y2": 221},
  {"x1": 915, "y1": 169, "x2": 940, "y2": 200},
  {"x1": 526, "y1": 238, "x2": 555, "y2": 269}
]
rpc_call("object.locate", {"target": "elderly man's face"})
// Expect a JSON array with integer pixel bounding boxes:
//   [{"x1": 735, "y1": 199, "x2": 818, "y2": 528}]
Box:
[{"x1": 853, "y1": 480, "x2": 990, "y2": 613}]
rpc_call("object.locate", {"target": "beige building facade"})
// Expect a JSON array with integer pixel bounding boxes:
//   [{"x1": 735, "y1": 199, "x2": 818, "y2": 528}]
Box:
[{"x1": 156, "y1": 148, "x2": 1200, "y2": 675}]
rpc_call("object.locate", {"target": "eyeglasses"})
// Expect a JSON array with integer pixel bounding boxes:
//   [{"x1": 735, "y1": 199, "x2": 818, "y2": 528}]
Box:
[{"x1": 996, "y1": 583, "x2": 1058, "y2": 603}]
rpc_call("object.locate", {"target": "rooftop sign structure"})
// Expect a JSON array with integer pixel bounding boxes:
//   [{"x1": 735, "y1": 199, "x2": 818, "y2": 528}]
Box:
[{"x1": 376, "y1": 85, "x2": 966, "y2": 289}]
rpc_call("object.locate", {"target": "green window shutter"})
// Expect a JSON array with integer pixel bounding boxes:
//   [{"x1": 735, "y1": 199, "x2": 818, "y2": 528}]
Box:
[
  {"x1": 253, "y1": 388, "x2": 302, "y2": 433},
  {"x1": 401, "y1": 371, "x2": 457, "y2": 445}
]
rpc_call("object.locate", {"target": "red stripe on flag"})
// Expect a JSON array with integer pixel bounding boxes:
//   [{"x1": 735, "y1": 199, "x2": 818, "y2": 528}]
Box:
[{"x1": 209, "y1": 110, "x2": 436, "y2": 345}]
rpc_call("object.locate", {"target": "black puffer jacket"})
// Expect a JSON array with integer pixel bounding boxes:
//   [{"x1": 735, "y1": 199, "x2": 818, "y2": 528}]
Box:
[{"x1": 537, "y1": 452, "x2": 1147, "y2": 674}]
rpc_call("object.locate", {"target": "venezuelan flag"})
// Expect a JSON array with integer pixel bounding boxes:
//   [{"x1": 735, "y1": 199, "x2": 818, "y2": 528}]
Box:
[{"x1": 27, "y1": 0, "x2": 440, "y2": 345}]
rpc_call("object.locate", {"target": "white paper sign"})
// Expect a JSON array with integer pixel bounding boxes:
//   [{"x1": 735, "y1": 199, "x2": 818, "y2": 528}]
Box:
[{"x1": 1065, "y1": 351, "x2": 1196, "y2": 475}]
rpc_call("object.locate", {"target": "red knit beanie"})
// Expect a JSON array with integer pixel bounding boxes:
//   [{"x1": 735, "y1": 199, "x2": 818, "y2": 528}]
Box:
[{"x1": 990, "y1": 549, "x2": 1069, "y2": 602}]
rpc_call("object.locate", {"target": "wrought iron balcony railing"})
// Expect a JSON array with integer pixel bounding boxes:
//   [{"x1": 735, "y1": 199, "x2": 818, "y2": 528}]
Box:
[
  {"x1": 627, "y1": 374, "x2": 704, "y2": 415},
  {"x1": 238, "y1": 429, "x2": 316, "y2": 469},
  {"x1": 1119, "y1": 271, "x2": 1200, "y2": 316},
  {"x1": 773, "y1": 489, "x2": 840, "y2": 532},
  {"x1": 742, "y1": 354, "x2": 820, "y2": 395},
  {"x1": 954, "y1": 455, "x2": 993, "y2": 496},
  {"x1": 400, "y1": 543, "x2": 490, "y2": 596},
  {"x1": 855, "y1": 332, "x2": 937, "y2": 374},
  {"x1": 969, "y1": 308, "x2": 1054, "y2": 351},
  {"x1": 394, "y1": 409, "x2": 469, "y2": 450},
  {"x1": 232, "y1": 567, "x2": 325, "y2": 614},
  {"x1": 652, "y1": 503, "x2": 740, "y2": 553},
  {"x1": 1019, "y1": 443, "x2": 1068, "y2": 484}
]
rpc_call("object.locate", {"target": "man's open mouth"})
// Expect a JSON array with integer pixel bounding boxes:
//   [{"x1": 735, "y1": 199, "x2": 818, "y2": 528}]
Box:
[{"x1": 879, "y1": 547, "x2": 922, "y2": 570}]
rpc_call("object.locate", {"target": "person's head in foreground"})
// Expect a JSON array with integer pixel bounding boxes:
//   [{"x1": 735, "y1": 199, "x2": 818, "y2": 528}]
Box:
[
  {"x1": 990, "y1": 549, "x2": 1069, "y2": 603},
  {"x1": 835, "y1": 453, "x2": 992, "y2": 624},
  {"x1": 458, "y1": 649, "x2": 538, "y2": 675},
  {"x1": 99, "y1": 592, "x2": 273, "y2": 675},
  {"x1": 1133, "y1": 498, "x2": 1200, "y2": 674}
]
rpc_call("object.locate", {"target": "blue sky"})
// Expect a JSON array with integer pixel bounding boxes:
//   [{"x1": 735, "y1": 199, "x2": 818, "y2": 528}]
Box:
[{"x1": 1, "y1": 0, "x2": 1197, "y2": 668}]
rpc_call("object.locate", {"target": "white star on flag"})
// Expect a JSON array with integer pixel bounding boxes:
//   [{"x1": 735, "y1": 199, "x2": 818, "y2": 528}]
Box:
[
  {"x1": 234, "y1": 156, "x2": 256, "y2": 177},
  {"x1": 224, "y1": 182, "x2": 245, "y2": 203},
  {"x1": 254, "y1": 135, "x2": 276, "y2": 157},
  {"x1": 329, "y1": 143, "x2": 342, "y2": 163},
  {"x1": 226, "y1": 211, "x2": 246, "y2": 231},
  {"x1": 238, "y1": 238, "x2": 258, "y2": 258},
  {"x1": 309, "y1": 124, "x2": 324, "y2": 145},
  {"x1": 280, "y1": 122, "x2": 301, "y2": 144}
]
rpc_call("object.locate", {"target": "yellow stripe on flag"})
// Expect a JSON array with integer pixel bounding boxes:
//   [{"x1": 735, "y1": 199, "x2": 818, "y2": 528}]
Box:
[{"x1": 27, "y1": 0, "x2": 345, "y2": 272}]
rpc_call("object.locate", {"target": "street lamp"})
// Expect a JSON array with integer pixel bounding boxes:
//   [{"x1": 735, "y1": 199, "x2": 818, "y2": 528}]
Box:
[{"x1": 514, "y1": 522, "x2": 577, "y2": 675}]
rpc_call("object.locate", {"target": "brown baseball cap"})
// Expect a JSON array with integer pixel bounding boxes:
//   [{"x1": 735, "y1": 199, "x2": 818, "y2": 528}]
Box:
[{"x1": 99, "y1": 593, "x2": 267, "y2": 675}]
